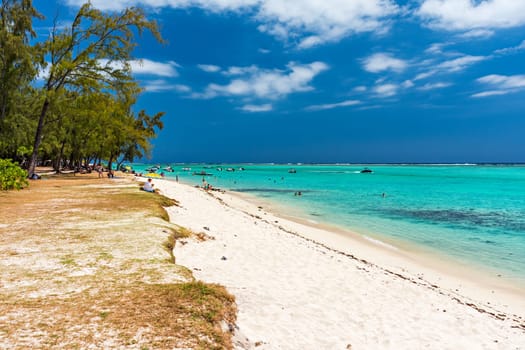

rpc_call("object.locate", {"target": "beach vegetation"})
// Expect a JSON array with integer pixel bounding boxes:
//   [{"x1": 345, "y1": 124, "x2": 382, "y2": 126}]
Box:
[
  {"x1": 0, "y1": 175, "x2": 237, "y2": 348},
  {"x1": 0, "y1": 0, "x2": 41, "y2": 126},
  {"x1": 148, "y1": 193, "x2": 179, "y2": 221},
  {"x1": 59, "y1": 256, "x2": 77, "y2": 267},
  {"x1": 0, "y1": 158, "x2": 28, "y2": 190},
  {"x1": 0, "y1": 1, "x2": 166, "y2": 176},
  {"x1": 162, "y1": 225, "x2": 216, "y2": 265},
  {"x1": 163, "y1": 226, "x2": 199, "y2": 263},
  {"x1": 97, "y1": 252, "x2": 114, "y2": 261},
  {"x1": 174, "y1": 226, "x2": 195, "y2": 239},
  {"x1": 163, "y1": 230, "x2": 177, "y2": 263}
]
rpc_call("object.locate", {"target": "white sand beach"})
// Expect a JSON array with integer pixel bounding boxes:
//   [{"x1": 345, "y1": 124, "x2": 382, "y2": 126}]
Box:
[{"x1": 146, "y1": 177, "x2": 525, "y2": 349}]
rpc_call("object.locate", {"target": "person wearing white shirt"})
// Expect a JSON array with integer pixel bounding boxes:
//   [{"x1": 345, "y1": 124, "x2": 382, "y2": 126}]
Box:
[{"x1": 143, "y1": 178, "x2": 155, "y2": 192}]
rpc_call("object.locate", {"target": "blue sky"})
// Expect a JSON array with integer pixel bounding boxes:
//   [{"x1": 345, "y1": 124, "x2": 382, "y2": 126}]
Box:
[{"x1": 36, "y1": 1, "x2": 525, "y2": 163}]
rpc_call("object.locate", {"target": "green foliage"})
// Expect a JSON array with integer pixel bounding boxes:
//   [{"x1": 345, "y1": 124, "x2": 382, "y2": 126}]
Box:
[
  {"x1": 0, "y1": 1, "x2": 42, "y2": 160},
  {"x1": 0, "y1": 2, "x2": 166, "y2": 174},
  {"x1": 0, "y1": 0, "x2": 42, "y2": 123},
  {"x1": 0, "y1": 159, "x2": 28, "y2": 191},
  {"x1": 26, "y1": 3, "x2": 165, "y2": 175}
]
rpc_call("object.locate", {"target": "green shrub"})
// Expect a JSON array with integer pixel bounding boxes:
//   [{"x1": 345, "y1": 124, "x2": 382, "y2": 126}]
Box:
[{"x1": 0, "y1": 159, "x2": 29, "y2": 191}]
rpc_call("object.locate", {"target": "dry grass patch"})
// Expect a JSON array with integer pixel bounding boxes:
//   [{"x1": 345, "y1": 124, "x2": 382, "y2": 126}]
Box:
[
  {"x1": 1, "y1": 281, "x2": 236, "y2": 349},
  {"x1": 163, "y1": 226, "x2": 216, "y2": 263},
  {"x1": 0, "y1": 173, "x2": 236, "y2": 349}
]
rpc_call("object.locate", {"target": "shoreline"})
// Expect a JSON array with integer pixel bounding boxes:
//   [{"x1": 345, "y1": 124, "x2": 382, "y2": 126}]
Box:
[
  {"x1": 188, "y1": 178, "x2": 525, "y2": 298},
  {"x1": 219, "y1": 186, "x2": 525, "y2": 313},
  {"x1": 163, "y1": 165, "x2": 525, "y2": 288},
  {"x1": 147, "y1": 177, "x2": 525, "y2": 348}
]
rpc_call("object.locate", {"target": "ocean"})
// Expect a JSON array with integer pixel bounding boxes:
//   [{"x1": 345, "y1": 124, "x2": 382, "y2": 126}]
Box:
[{"x1": 133, "y1": 163, "x2": 525, "y2": 285}]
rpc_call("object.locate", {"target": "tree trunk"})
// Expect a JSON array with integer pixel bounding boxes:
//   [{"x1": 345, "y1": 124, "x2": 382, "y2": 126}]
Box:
[
  {"x1": 0, "y1": 95, "x2": 7, "y2": 123},
  {"x1": 54, "y1": 139, "x2": 66, "y2": 173},
  {"x1": 27, "y1": 99, "x2": 50, "y2": 176},
  {"x1": 107, "y1": 155, "x2": 114, "y2": 173},
  {"x1": 116, "y1": 156, "x2": 125, "y2": 171}
]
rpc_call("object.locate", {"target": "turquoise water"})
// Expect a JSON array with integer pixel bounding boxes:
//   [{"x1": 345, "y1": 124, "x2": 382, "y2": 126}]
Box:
[{"x1": 133, "y1": 164, "x2": 525, "y2": 284}]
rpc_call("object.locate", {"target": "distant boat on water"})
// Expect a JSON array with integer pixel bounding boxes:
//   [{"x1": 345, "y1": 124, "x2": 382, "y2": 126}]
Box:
[
  {"x1": 288, "y1": 168, "x2": 297, "y2": 173},
  {"x1": 193, "y1": 171, "x2": 212, "y2": 176},
  {"x1": 360, "y1": 168, "x2": 373, "y2": 173}
]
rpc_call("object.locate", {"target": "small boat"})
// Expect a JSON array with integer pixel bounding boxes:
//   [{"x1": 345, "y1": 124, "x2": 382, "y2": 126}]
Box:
[
  {"x1": 162, "y1": 166, "x2": 174, "y2": 172},
  {"x1": 360, "y1": 168, "x2": 373, "y2": 173},
  {"x1": 193, "y1": 171, "x2": 212, "y2": 176},
  {"x1": 226, "y1": 167, "x2": 235, "y2": 172},
  {"x1": 288, "y1": 168, "x2": 297, "y2": 173},
  {"x1": 182, "y1": 167, "x2": 191, "y2": 171}
]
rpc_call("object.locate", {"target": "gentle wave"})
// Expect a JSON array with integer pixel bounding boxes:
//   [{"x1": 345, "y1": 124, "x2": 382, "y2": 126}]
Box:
[{"x1": 363, "y1": 236, "x2": 399, "y2": 251}]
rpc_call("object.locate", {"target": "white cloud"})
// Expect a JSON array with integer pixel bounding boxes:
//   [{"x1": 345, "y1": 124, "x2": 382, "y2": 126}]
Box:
[
  {"x1": 240, "y1": 104, "x2": 273, "y2": 112},
  {"x1": 425, "y1": 43, "x2": 447, "y2": 54},
  {"x1": 258, "y1": 0, "x2": 399, "y2": 48},
  {"x1": 306, "y1": 99, "x2": 360, "y2": 111},
  {"x1": 141, "y1": 79, "x2": 191, "y2": 93},
  {"x1": 66, "y1": 0, "x2": 399, "y2": 48},
  {"x1": 198, "y1": 64, "x2": 221, "y2": 73},
  {"x1": 369, "y1": 79, "x2": 412, "y2": 98},
  {"x1": 223, "y1": 65, "x2": 260, "y2": 76},
  {"x1": 471, "y1": 90, "x2": 510, "y2": 98},
  {"x1": 437, "y1": 55, "x2": 486, "y2": 72},
  {"x1": 414, "y1": 71, "x2": 435, "y2": 81},
  {"x1": 415, "y1": 54, "x2": 487, "y2": 80},
  {"x1": 418, "y1": 82, "x2": 452, "y2": 90},
  {"x1": 65, "y1": 0, "x2": 260, "y2": 12},
  {"x1": 477, "y1": 74, "x2": 525, "y2": 89},
  {"x1": 494, "y1": 39, "x2": 525, "y2": 55},
  {"x1": 457, "y1": 29, "x2": 494, "y2": 39},
  {"x1": 363, "y1": 53, "x2": 407, "y2": 73},
  {"x1": 37, "y1": 66, "x2": 50, "y2": 81},
  {"x1": 402, "y1": 80, "x2": 414, "y2": 88},
  {"x1": 373, "y1": 83, "x2": 398, "y2": 97},
  {"x1": 129, "y1": 59, "x2": 179, "y2": 77},
  {"x1": 418, "y1": 0, "x2": 525, "y2": 31},
  {"x1": 198, "y1": 61, "x2": 329, "y2": 99},
  {"x1": 473, "y1": 74, "x2": 525, "y2": 98},
  {"x1": 174, "y1": 84, "x2": 192, "y2": 92},
  {"x1": 143, "y1": 79, "x2": 191, "y2": 92},
  {"x1": 353, "y1": 86, "x2": 367, "y2": 92},
  {"x1": 39, "y1": 58, "x2": 178, "y2": 81},
  {"x1": 357, "y1": 104, "x2": 383, "y2": 111}
]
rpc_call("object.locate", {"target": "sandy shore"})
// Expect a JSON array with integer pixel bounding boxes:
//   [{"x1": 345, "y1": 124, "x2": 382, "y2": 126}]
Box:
[{"x1": 147, "y1": 177, "x2": 525, "y2": 349}]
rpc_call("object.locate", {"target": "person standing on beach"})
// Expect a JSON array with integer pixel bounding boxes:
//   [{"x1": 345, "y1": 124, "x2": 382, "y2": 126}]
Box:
[{"x1": 96, "y1": 164, "x2": 103, "y2": 178}]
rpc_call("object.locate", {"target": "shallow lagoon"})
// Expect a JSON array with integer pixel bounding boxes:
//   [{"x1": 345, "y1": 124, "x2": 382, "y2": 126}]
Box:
[{"x1": 134, "y1": 164, "x2": 525, "y2": 284}]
